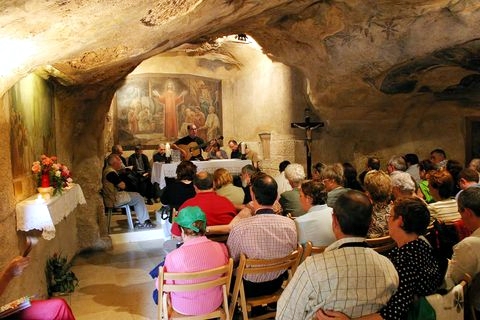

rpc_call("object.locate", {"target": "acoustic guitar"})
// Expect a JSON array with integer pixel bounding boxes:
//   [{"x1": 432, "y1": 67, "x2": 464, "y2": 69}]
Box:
[{"x1": 178, "y1": 136, "x2": 224, "y2": 161}]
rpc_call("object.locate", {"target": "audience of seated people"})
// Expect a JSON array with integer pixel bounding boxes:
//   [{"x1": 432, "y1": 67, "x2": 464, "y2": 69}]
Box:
[
  {"x1": 295, "y1": 180, "x2": 336, "y2": 246},
  {"x1": 171, "y1": 171, "x2": 236, "y2": 238},
  {"x1": 227, "y1": 173, "x2": 297, "y2": 297},
  {"x1": 102, "y1": 154, "x2": 155, "y2": 228},
  {"x1": 278, "y1": 190, "x2": 399, "y2": 320},
  {"x1": 417, "y1": 159, "x2": 436, "y2": 203},
  {"x1": 274, "y1": 160, "x2": 293, "y2": 195},
  {"x1": 99, "y1": 144, "x2": 480, "y2": 318},
  {"x1": 428, "y1": 169, "x2": 460, "y2": 222},
  {"x1": 279, "y1": 163, "x2": 307, "y2": 217},
  {"x1": 321, "y1": 163, "x2": 350, "y2": 207},
  {"x1": 156, "y1": 206, "x2": 229, "y2": 316},
  {"x1": 316, "y1": 196, "x2": 443, "y2": 320},
  {"x1": 0, "y1": 256, "x2": 75, "y2": 320},
  {"x1": 213, "y1": 168, "x2": 245, "y2": 209},
  {"x1": 364, "y1": 170, "x2": 392, "y2": 238}
]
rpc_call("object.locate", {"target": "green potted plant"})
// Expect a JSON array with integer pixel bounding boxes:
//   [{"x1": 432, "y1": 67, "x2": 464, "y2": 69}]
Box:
[{"x1": 45, "y1": 253, "x2": 79, "y2": 297}]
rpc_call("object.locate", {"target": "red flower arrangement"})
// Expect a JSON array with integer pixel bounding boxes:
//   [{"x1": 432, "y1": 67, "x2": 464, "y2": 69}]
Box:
[{"x1": 31, "y1": 155, "x2": 73, "y2": 195}]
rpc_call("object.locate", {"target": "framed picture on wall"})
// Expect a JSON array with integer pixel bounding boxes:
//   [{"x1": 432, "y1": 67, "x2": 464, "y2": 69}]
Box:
[{"x1": 113, "y1": 73, "x2": 222, "y2": 148}]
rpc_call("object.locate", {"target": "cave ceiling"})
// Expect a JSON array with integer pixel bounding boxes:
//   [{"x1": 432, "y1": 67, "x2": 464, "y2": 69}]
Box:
[{"x1": 1, "y1": 0, "x2": 480, "y2": 102}]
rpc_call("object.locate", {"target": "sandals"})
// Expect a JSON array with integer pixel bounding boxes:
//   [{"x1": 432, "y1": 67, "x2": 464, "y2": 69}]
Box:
[{"x1": 135, "y1": 220, "x2": 156, "y2": 229}]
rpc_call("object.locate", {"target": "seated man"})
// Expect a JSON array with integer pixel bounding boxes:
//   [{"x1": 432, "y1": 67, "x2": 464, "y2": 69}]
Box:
[
  {"x1": 321, "y1": 163, "x2": 350, "y2": 207},
  {"x1": 295, "y1": 180, "x2": 336, "y2": 246},
  {"x1": 152, "y1": 143, "x2": 168, "y2": 163},
  {"x1": 274, "y1": 160, "x2": 292, "y2": 195},
  {"x1": 279, "y1": 163, "x2": 306, "y2": 217},
  {"x1": 456, "y1": 168, "x2": 480, "y2": 198},
  {"x1": 228, "y1": 139, "x2": 242, "y2": 159},
  {"x1": 171, "y1": 171, "x2": 236, "y2": 237},
  {"x1": 103, "y1": 154, "x2": 155, "y2": 228},
  {"x1": 127, "y1": 145, "x2": 155, "y2": 204},
  {"x1": 446, "y1": 187, "x2": 480, "y2": 312},
  {"x1": 277, "y1": 190, "x2": 399, "y2": 320},
  {"x1": 227, "y1": 173, "x2": 297, "y2": 297}
]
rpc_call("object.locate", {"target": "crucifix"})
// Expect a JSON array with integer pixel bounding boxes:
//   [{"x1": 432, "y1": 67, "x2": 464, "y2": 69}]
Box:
[{"x1": 291, "y1": 108, "x2": 324, "y2": 178}]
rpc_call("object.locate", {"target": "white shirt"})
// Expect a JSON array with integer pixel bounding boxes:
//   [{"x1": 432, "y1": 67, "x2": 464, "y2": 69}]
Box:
[
  {"x1": 276, "y1": 237, "x2": 399, "y2": 320},
  {"x1": 295, "y1": 204, "x2": 336, "y2": 246},
  {"x1": 428, "y1": 198, "x2": 461, "y2": 223},
  {"x1": 275, "y1": 171, "x2": 292, "y2": 195}
]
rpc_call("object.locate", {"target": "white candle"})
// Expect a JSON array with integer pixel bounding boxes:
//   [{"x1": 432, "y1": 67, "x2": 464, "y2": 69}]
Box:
[
  {"x1": 240, "y1": 142, "x2": 246, "y2": 154},
  {"x1": 35, "y1": 194, "x2": 45, "y2": 204},
  {"x1": 165, "y1": 143, "x2": 171, "y2": 157}
]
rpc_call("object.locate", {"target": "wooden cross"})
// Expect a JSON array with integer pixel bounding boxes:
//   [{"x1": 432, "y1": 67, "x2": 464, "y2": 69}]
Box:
[{"x1": 291, "y1": 109, "x2": 324, "y2": 178}]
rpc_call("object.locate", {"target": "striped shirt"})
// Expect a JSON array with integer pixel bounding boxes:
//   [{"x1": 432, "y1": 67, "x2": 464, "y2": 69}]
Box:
[
  {"x1": 428, "y1": 198, "x2": 460, "y2": 223},
  {"x1": 276, "y1": 238, "x2": 399, "y2": 320},
  {"x1": 227, "y1": 209, "x2": 297, "y2": 282}
]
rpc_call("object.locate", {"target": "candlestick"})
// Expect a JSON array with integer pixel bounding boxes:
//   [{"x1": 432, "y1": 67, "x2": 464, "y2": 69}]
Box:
[
  {"x1": 165, "y1": 143, "x2": 171, "y2": 157},
  {"x1": 240, "y1": 142, "x2": 246, "y2": 155}
]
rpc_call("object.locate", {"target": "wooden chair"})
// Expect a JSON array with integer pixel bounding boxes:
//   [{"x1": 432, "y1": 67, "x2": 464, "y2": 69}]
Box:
[
  {"x1": 229, "y1": 245, "x2": 303, "y2": 320},
  {"x1": 366, "y1": 235, "x2": 396, "y2": 253},
  {"x1": 157, "y1": 258, "x2": 233, "y2": 320},
  {"x1": 302, "y1": 241, "x2": 327, "y2": 262}
]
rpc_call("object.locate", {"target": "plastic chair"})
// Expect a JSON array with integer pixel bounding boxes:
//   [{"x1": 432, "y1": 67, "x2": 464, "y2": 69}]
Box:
[
  {"x1": 157, "y1": 258, "x2": 233, "y2": 320},
  {"x1": 229, "y1": 245, "x2": 303, "y2": 320},
  {"x1": 302, "y1": 241, "x2": 327, "y2": 262},
  {"x1": 366, "y1": 235, "x2": 396, "y2": 253},
  {"x1": 106, "y1": 204, "x2": 134, "y2": 233}
]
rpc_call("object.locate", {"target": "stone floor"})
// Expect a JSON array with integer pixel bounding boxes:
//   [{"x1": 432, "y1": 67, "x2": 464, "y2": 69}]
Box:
[{"x1": 70, "y1": 205, "x2": 166, "y2": 319}]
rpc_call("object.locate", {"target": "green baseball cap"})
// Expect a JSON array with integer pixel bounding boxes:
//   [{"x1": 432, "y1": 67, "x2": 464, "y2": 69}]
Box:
[{"x1": 175, "y1": 206, "x2": 206, "y2": 232}]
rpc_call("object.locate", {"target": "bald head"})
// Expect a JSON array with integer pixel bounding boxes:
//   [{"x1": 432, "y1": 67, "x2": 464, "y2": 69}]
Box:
[{"x1": 193, "y1": 171, "x2": 214, "y2": 190}]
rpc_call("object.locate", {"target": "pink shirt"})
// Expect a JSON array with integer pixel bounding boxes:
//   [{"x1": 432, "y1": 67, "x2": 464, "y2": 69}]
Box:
[{"x1": 158, "y1": 236, "x2": 229, "y2": 315}]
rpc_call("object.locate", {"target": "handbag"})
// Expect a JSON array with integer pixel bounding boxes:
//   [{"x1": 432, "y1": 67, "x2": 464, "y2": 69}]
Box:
[
  {"x1": 157, "y1": 205, "x2": 172, "y2": 221},
  {"x1": 115, "y1": 191, "x2": 131, "y2": 206}
]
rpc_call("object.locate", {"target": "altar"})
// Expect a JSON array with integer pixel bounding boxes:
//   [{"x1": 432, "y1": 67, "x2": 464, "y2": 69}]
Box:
[
  {"x1": 15, "y1": 184, "x2": 86, "y2": 240},
  {"x1": 151, "y1": 159, "x2": 252, "y2": 188}
]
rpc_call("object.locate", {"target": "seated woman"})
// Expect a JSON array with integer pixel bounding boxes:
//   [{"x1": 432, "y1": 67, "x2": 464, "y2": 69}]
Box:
[
  {"x1": 317, "y1": 197, "x2": 443, "y2": 320},
  {"x1": 157, "y1": 206, "x2": 229, "y2": 316},
  {"x1": 207, "y1": 142, "x2": 228, "y2": 159},
  {"x1": 160, "y1": 160, "x2": 197, "y2": 223},
  {"x1": 213, "y1": 168, "x2": 245, "y2": 208},
  {"x1": 363, "y1": 170, "x2": 392, "y2": 238},
  {"x1": 0, "y1": 256, "x2": 75, "y2": 320},
  {"x1": 428, "y1": 169, "x2": 460, "y2": 222},
  {"x1": 416, "y1": 159, "x2": 436, "y2": 203}
]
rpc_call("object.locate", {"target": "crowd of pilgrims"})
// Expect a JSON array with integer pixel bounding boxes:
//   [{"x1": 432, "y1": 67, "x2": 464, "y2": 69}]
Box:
[{"x1": 101, "y1": 144, "x2": 480, "y2": 320}]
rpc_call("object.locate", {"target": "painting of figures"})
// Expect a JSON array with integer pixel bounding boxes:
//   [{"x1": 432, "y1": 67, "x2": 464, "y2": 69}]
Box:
[
  {"x1": 9, "y1": 73, "x2": 56, "y2": 179},
  {"x1": 114, "y1": 74, "x2": 222, "y2": 147}
]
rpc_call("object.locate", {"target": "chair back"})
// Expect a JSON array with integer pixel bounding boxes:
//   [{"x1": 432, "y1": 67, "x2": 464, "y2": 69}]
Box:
[
  {"x1": 158, "y1": 258, "x2": 233, "y2": 320},
  {"x1": 366, "y1": 235, "x2": 396, "y2": 253},
  {"x1": 229, "y1": 244, "x2": 303, "y2": 319},
  {"x1": 416, "y1": 280, "x2": 469, "y2": 320},
  {"x1": 303, "y1": 241, "x2": 327, "y2": 262}
]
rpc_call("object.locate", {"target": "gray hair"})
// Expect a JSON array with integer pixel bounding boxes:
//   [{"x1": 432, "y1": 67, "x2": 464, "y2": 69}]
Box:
[
  {"x1": 391, "y1": 172, "x2": 415, "y2": 192},
  {"x1": 284, "y1": 164, "x2": 306, "y2": 186},
  {"x1": 320, "y1": 163, "x2": 345, "y2": 186},
  {"x1": 469, "y1": 158, "x2": 480, "y2": 173},
  {"x1": 388, "y1": 155, "x2": 407, "y2": 171}
]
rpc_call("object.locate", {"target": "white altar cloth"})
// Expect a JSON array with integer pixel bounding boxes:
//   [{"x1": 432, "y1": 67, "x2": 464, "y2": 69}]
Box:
[
  {"x1": 16, "y1": 184, "x2": 86, "y2": 240},
  {"x1": 151, "y1": 159, "x2": 252, "y2": 189}
]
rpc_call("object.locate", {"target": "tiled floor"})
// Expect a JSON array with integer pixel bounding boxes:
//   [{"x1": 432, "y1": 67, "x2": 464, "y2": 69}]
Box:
[{"x1": 70, "y1": 206, "x2": 167, "y2": 319}]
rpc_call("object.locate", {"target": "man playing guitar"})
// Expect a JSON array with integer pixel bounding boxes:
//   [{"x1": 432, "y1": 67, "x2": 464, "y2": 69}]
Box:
[{"x1": 172, "y1": 124, "x2": 214, "y2": 161}]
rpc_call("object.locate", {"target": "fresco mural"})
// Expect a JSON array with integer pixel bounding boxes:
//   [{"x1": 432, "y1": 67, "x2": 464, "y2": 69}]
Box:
[{"x1": 115, "y1": 74, "x2": 222, "y2": 147}]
